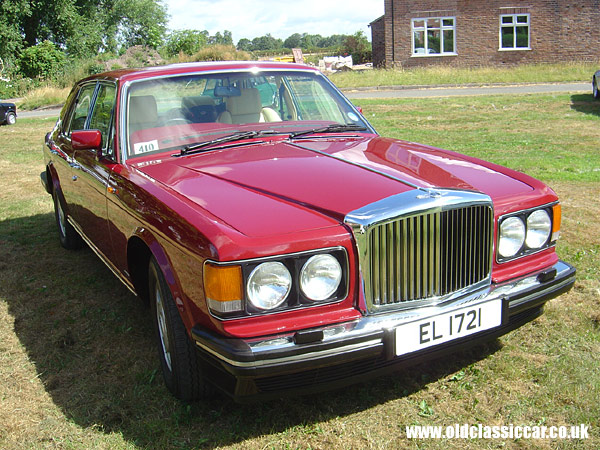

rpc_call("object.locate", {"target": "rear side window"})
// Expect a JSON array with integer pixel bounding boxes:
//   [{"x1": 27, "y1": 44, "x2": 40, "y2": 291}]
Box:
[{"x1": 65, "y1": 84, "x2": 97, "y2": 134}]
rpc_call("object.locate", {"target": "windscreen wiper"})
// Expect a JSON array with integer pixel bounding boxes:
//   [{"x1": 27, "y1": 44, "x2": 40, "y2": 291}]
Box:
[
  {"x1": 176, "y1": 131, "x2": 259, "y2": 156},
  {"x1": 172, "y1": 130, "x2": 287, "y2": 157},
  {"x1": 289, "y1": 123, "x2": 367, "y2": 139}
]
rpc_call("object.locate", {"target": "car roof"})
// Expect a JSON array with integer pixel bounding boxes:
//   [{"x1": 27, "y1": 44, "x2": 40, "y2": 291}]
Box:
[{"x1": 82, "y1": 61, "x2": 320, "y2": 84}]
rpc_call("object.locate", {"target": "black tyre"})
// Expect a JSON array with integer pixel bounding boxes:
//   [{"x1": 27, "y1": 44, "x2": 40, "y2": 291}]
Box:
[
  {"x1": 149, "y1": 257, "x2": 209, "y2": 401},
  {"x1": 594, "y1": 77, "x2": 600, "y2": 99},
  {"x1": 52, "y1": 189, "x2": 83, "y2": 250},
  {"x1": 6, "y1": 112, "x2": 16, "y2": 125}
]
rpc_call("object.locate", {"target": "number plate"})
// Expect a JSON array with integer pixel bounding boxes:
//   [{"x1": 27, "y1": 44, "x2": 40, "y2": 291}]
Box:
[{"x1": 395, "y1": 299, "x2": 503, "y2": 356}]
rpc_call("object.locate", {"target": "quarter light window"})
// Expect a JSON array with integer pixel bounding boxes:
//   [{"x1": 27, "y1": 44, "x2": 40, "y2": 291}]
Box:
[
  {"x1": 500, "y1": 14, "x2": 530, "y2": 50},
  {"x1": 412, "y1": 17, "x2": 456, "y2": 56}
]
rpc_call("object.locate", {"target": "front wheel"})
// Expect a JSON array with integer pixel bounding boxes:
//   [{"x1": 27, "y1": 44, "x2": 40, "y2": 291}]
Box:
[
  {"x1": 148, "y1": 257, "x2": 210, "y2": 401},
  {"x1": 6, "y1": 112, "x2": 16, "y2": 125},
  {"x1": 594, "y1": 77, "x2": 600, "y2": 99}
]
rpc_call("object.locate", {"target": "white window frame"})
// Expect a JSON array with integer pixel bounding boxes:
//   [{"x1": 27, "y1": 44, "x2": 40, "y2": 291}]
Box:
[
  {"x1": 499, "y1": 13, "x2": 531, "y2": 51},
  {"x1": 411, "y1": 17, "x2": 457, "y2": 57}
]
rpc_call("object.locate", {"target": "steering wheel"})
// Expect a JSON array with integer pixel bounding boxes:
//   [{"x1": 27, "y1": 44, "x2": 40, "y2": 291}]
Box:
[{"x1": 164, "y1": 118, "x2": 191, "y2": 126}]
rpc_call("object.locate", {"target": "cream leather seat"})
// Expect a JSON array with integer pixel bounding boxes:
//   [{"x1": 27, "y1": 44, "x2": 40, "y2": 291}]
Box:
[
  {"x1": 218, "y1": 88, "x2": 281, "y2": 124},
  {"x1": 129, "y1": 95, "x2": 158, "y2": 135}
]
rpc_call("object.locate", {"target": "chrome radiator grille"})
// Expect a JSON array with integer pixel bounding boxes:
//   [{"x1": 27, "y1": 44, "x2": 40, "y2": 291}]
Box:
[{"x1": 345, "y1": 190, "x2": 494, "y2": 314}]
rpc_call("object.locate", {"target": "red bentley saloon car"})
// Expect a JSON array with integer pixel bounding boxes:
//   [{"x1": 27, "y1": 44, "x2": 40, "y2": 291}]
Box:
[{"x1": 41, "y1": 62, "x2": 575, "y2": 401}]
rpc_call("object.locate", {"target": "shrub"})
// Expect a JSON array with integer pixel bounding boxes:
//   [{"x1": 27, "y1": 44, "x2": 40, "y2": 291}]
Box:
[
  {"x1": 341, "y1": 31, "x2": 372, "y2": 65},
  {"x1": 19, "y1": 41, "x2": 67, "y2": 80},
  {"x1": 0, "y1": 78, "x2": 36, "y2": 99},
  {"x1": 86, "y1": 62, "x2": 106, "y2": 75},
  {"x1": 163, "y1": 30, "x2": 208, "y2": 57},
  {"x1": 188, "y1": 45, "x2": 252, "y2": 62}
]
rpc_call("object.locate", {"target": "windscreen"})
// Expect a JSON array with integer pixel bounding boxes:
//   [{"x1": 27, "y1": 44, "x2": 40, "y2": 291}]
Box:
[{"x1": 125, "y1": 70, "x2": 370, "y2": 158}]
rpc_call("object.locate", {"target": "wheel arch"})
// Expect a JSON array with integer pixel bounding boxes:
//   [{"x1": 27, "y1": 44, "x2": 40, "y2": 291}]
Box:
[{"x1": 126, "y1": 229, "x2": 183, "y2": 309}]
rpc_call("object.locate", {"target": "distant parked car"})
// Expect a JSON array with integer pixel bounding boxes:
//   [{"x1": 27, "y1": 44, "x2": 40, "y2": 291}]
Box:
[
  {"x1": 0, "y1": 100, "x2": 16, "y2": 125},
  {"x1": 593, "y1": 71, "x2": 600, "y2": 99},
  {"x1": 42, "y1": 62, "x2": 575, "y2": 402}
]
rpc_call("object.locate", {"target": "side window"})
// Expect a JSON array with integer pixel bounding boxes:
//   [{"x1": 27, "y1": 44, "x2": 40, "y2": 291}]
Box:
[
  {"x1": 89, "y1": 83, "x2": 117, "y2": 157},
  {"x1": 66, "y1": 84, "x2": 97, "y2": 133},
  {"x1": 500, "y1": 14, "x2": 530, "y2": 50}
]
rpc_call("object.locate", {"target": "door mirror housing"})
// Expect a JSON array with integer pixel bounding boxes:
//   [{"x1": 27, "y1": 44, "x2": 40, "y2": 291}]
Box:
[{"x1": 72, "y1": 129, "x2": 102, "y2": 157}]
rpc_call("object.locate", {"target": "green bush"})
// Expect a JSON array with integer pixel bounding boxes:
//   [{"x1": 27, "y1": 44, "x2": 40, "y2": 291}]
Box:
[
  {"x1": 189, "y1": 45, "x2": 251, "y2": 62},
  {"x1": 163, "y1": 30, "x2": 208, "y2": 57},
  {"x1": 86, "y1": 62, "x2": 106, "y2": 75},
  {"x1": 341, "y1": 31, "x2": 372, "y2": 65},
  {"x1": 19, "y1": 41, "x2": 67, "y2": 80},
  {"x1": 0, "y1": 78, "x2": 37, "y2": 99}
]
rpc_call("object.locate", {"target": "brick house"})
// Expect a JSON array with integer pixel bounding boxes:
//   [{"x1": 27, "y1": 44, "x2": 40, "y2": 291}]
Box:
[{"x1": 370, "y1": 0, "x2": 600, "y2": 68}]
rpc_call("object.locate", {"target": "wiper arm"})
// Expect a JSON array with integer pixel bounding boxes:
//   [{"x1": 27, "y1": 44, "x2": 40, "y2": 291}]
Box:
[
  {"x1": 289, "y1": 123, "x2": 367, "y2": 139},
  {"x1": 177, "y1": 131, "x2": 259, "y2": 156},
  {"x1": 174, "y1": 129, "x2": 287, "y2": 157}
]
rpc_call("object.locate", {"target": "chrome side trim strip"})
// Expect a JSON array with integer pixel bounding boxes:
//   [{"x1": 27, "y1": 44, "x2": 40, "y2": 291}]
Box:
[{"x1": 67, "y1": 217, "x2": 137, "y2": 295}]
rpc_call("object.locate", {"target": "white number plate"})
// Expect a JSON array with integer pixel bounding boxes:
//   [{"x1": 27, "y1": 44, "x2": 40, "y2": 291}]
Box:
[{"x1": 395, "y1": 299, "x2": 503, "y2": 356}]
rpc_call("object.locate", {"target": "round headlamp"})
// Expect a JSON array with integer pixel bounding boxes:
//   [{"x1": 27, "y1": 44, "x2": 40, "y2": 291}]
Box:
[
  {"x1": 300, "y1": 254, "x2": 342, "y2": 301},
  {"x1": 498, "y1": 216, "x2": 525, "y2": 258},
  {"x1": 246, "y1": 262, "x2": 291, "y2": 310},
  {"x1": 526, "y1": 209, "x2": 551, "y2": 249}
]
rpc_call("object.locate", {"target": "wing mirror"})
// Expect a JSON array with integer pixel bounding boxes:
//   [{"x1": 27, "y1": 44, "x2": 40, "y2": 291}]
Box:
[{"x1": 72, "y1": 130, "x2": 102, "y2": 157}]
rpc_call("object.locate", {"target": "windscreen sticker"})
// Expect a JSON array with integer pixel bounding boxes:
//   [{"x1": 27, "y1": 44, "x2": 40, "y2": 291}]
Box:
[
  {"x1": 133, "y1": 140, "x2": 159, "y2": 154},
  {"x1": 347, "y1": 112, "x2": 359, "y2": 122}
]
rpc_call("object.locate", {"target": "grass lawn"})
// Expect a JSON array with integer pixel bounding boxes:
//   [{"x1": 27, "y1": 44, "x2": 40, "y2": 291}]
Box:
[
  {"x1": 331, "y1": 62, "x2": 597, "y2": 89},
  {"x1": 0, "y1": 91, "x2": 598, "y2": 449}
]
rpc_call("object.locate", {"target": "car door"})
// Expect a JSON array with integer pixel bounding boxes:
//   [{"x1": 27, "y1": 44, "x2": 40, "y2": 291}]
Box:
[
  {"x1": 53, "y1": 83, "x2": 98, "y2": 219},
  {"x1": 70, "y1": 82, "x2": 118, "y2": 261}
]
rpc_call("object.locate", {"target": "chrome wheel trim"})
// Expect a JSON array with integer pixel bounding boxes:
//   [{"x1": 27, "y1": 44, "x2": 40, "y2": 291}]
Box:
[
  {"x1": 7, "y1": 113, "x2": 15, "y2": 125},
  {"x1": 155, "y1": 285, "x2": 172, "y2": 372}
]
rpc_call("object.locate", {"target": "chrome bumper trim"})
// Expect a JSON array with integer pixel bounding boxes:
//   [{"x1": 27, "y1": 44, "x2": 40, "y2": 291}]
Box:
[{"x1": 193, "y1": 261, "x2": 575, "y2": 370}]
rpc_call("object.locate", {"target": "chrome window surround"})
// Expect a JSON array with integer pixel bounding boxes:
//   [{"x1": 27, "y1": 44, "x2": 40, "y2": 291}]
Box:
[{"x1": 345, "y1": 188, "x2": 494, "y2": 314}]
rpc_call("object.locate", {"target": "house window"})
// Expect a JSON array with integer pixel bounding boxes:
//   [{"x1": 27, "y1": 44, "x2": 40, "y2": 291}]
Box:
[
  {"x1": 412, "y1": 17, "x2": 456, "y2": 56},
  {"x1": 500, "y1": 14, "x2": 530, "y2": 50}
]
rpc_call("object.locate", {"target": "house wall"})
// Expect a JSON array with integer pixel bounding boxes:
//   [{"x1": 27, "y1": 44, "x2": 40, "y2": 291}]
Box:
[
  {"x1": 370, "y1": 16, "x2": 386, "y2": 67},
  {"x1": 371, "y1": 0, "x2": 600, "y2": 68}
]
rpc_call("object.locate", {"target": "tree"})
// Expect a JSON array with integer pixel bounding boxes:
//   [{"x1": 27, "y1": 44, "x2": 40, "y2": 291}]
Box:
[
  {"x1": 0, "y1": 0, "x2": 31, "y2": 68},
  {"x1": 112, "y1": 0, "x2": 169, "y2": 49},
  {"x1": 1, "y1": 0, "x2": 169, "y2": 60},
  {"x1": 237, "y1": 38, "x2": 252, "y2": 51},
  {"x1": 342, "y1": 31, "x2": 372, "y2": 64},
  {"x1": 163, "y1": 29, "x2": 208, "y2": 57},
  {"x1": 300, "y1": 33, "x2": 323, "y2": 50},
  {"x1": 251, "y1": 34, "x2": 283, "y2": 51},
  {"x1": 208, "y1": 30, "x2": 233, "y2": 46},
  {"x1": 283, "y1": 33, "x2": 302, "y2": 49}
]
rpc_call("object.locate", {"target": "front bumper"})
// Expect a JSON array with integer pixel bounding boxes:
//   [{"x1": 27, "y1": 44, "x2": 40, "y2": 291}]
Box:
[{"x1": 191, "y1": 261, "x2": 575, "y2": 401}]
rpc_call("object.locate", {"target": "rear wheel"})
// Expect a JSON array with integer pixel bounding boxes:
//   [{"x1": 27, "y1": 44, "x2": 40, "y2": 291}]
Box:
[
  {"x1": 6, "y1": 112, "x2": 16, "y2": 125},
  {"x1": 148, "y1": 257, "x2": 210, "y2": 401},
  {"x1": 52, "y1": 189, "x2": 83, "y2": 250}
]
